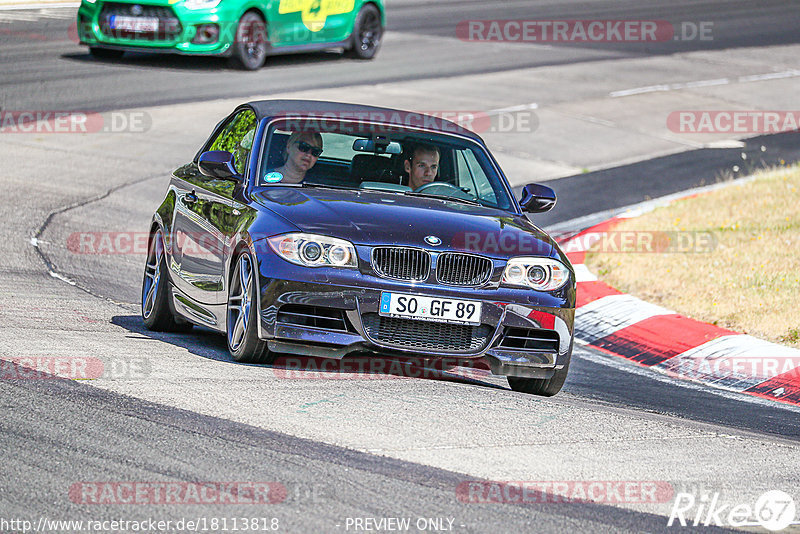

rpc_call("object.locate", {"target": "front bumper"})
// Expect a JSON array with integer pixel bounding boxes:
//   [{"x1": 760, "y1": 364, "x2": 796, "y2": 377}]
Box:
[
  {"x1": 77, "y1": 1, "x2": 239, "y2": 55},
  {"x1": 256, "y1": 260, "x2": 575, "y2": 380}
]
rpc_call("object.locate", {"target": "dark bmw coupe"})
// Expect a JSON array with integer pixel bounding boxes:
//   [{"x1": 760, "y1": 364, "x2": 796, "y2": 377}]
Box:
[{"x1": 142, "y1": 100, "x2": 575, "y2": 396}]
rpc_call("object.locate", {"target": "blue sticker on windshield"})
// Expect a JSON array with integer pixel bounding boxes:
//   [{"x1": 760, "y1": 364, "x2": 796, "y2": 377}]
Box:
[{"x1": 264, "y1": 171, "x2": 283, "y2": 183}]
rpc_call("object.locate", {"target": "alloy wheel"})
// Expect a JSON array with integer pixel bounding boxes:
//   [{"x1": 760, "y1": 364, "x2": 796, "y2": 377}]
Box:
[
  {"x1": 227, "y1": 253, "x2": 253, "y2": 351},
  {"x1": 142, "y1": 232, "x2": 164, "y2": 320}
]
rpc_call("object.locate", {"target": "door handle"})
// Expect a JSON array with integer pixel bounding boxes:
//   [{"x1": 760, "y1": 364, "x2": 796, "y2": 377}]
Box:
[{"x1": 183, "y1": 192, "x2": 198, "y2": 204}]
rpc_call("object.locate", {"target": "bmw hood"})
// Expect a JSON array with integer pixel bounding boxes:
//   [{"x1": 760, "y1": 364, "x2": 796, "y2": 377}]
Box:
[{"x1": 251, "y1": 187, "x2": 555, "y2": 259}]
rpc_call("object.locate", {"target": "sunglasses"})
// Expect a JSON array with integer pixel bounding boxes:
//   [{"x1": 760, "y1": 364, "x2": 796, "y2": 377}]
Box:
[{"x1": 296, "y1": 141, "x2": 322, "y2": 157}]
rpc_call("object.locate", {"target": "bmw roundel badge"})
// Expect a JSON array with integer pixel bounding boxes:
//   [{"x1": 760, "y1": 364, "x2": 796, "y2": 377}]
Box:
[{"x1": 425, "y1": 235, "x2": 442, "y2": 246}]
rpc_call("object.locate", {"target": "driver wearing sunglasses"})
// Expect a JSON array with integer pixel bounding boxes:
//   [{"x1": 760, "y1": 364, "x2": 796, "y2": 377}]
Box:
[{"x1": 267, "y1": 131, "x2": 324, "y2": 184}]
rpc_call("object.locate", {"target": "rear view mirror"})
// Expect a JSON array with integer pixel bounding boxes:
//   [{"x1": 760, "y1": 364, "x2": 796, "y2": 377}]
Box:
[
  {"x1": 353, "y1": 137, "x2": 402, "y2": 154},
  {"x1": 197, "y1": 151, "x2": 243, "y2": 182},
  {"x1": 519, "y1": 183, "x2": 557, "y2": 213}
]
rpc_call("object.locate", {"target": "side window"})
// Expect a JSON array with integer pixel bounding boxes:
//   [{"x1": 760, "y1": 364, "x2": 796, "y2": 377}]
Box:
[{"x1": 208, "y1": 109, "x2": 257, "y2": 175}]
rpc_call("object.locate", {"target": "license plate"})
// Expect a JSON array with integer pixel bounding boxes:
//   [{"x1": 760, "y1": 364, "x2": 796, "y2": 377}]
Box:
[
  {"x1": 379, "y1": 292, "x2": 482, "y2": 326},
  {"x1": 110, "y1": 16, "x2": 159, "y2": 32}
]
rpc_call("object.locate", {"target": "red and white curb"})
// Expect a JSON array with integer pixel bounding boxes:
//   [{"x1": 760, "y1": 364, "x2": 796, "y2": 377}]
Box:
[{"x1": 557, "y1": 216, "x2": 800, "y2": 407}]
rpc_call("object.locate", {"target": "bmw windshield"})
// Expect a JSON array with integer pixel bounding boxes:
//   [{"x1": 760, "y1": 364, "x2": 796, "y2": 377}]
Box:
[{"x1": 255, "y1": 119, "x2": 514, "y2": 211}]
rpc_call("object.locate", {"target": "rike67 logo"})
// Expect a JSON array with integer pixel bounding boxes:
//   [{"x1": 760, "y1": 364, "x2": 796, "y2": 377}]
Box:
[{"x1": 669, "y1": 490, "x2": 798, "y2": 531}]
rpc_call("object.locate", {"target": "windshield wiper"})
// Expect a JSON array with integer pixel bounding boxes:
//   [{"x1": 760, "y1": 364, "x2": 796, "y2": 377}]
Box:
[
  {"x1": 300, "y1": 182, "x2": 351, "y2": 190},
  {"x1": 299, "y1": 184, "x2": 491, "y2": 207},
  {"x1": 403, "y1": 191, "x2": 484, "y2": 207}
]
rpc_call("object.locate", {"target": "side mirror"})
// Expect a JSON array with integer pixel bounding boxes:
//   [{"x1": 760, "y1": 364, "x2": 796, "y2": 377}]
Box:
[
  {"x1": 197, "y1": 151, "x2": 243, "y2": 182},
  {"x1": 519, "y1": 183, "x2": 557, "y2": 213}
]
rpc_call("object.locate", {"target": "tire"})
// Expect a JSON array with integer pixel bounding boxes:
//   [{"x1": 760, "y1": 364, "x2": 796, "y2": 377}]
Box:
[
  {"x1": 226, "y1": 250, "x2": 275, "y2": 363},
  {"x1": 89, "y1": 47, "x2": 124, "y2": 60},
  {"x1": 345, "y1": 4, "x2": 382, "y2": 59},
  {"x1": 228, "y1": 11, "x2": 269, "y2": 70},
  {"x1": 507, "y1": 346, "x2": 572, "y2": 397},
  {"x1": 142, "y1": 229, "x2": 193, "y2": 332}
]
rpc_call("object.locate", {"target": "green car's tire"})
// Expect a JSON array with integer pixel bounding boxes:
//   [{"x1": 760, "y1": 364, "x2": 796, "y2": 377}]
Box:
[
  {"x1": 229, "y1": 11, "x2": 269, "y2": 70},
  {"x1": 346, "y1": 4, "x2": 382, "y2": 59}
]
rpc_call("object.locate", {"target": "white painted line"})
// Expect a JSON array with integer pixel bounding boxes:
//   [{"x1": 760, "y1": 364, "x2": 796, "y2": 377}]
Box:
[
  {"x1": 704, "y1": 139, "x2": 746, "y2": 149},
  {"x1": 0, "y1": 12, "x2": 41, "y2": 20},
  {"x1": 36, "y1": 9, "x2": 75, "y2": 18},
  {"x1": 0, "y1": 3, "x2": 78, "y2": 10},
  {"x1": 610, "y1": 70, "x2": 800, "y2": 98},
  {"x1": 680, "y1": 77, "x2": 730, "y2": 89},
  {"x1": 575, "y1": 294, "x2": 673, "y2": 342},
  {"x1": 739, "y1": 70, "x2": 800, "y2": 83},
  {"x1": 610, "y1": 79, "x2": 730, "y2": 98},
  {"x1": 488, "y1": 103, "x2": 538, "y2": 114},
  {"x1": 617, "y1": 207, "x2": 653, "y2": 219},
  {"x1": 610, "y1": 84, "x2": 671, "y2": 98}
]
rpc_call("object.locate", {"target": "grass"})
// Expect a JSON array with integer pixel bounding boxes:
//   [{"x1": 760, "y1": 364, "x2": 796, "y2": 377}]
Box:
[{"x1": 584, "y1": 164, "x2": 800, "y2": 348}]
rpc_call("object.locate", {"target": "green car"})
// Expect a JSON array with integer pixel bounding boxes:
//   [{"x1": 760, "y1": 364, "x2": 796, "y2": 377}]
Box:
[{"x1": 77, "y1": 0, "x2": 384, "y2": 69}]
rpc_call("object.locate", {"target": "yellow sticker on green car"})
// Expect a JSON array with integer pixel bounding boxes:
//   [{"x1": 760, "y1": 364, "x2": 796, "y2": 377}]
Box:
[{"x1": 279, "y1": 0, "x2": 355, "y2": 32}]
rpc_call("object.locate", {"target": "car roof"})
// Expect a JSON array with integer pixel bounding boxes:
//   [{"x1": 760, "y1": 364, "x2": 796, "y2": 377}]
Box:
[{"x1": 244, "y1": 99, "x2": 486, "y2": 144}]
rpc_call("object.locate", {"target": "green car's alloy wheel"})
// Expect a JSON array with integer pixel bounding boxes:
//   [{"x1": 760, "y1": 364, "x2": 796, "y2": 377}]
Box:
[
  {"x1": 142, "y1": 229, "x2": 192, "y2": 332},
  {"x1": 89, "y1": 47, "x2": 124, "y2": 60},
  {"x1": 346, "y1": 4, "x2": 382, "y2": 59},
  {"x1": 230, "y1": 11, "x2": 269, "y2": 70},
  {"x1": 227, "y1": 251, "x2": 275, "y2": 363}
]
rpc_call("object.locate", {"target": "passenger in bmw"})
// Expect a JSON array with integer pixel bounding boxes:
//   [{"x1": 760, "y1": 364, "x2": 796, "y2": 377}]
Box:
[
  {"x1": 404, "y1": 143, "x2": 440, "y2": 190},
  {"x1": 264, "y1": 131, "x2": 323, "y2": 185}
]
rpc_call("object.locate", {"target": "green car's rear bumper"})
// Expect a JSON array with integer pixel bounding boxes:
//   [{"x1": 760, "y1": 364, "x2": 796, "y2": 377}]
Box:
[{"x1": 77, "y1": 0, "x2": 242, "y2": 55}]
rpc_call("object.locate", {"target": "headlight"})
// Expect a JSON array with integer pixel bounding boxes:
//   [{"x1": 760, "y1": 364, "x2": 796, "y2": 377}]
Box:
[
  {"x1": 183, "y1": 0, "x2": 222, "y2": 10},
  {"x1": 267, "y1": 233, "x2": 357, "y2": 268},
  {"x1": 501, "y1": 258, "x2": 570, "y2": 291}
]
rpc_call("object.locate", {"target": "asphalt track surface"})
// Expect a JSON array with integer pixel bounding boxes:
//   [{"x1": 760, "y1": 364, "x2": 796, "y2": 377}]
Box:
[
  {"x1": 2, "y1": 1, "x2": 800, "y2": 533},
  {"x1": 1, "y1": 0, "x2": 800, "y2": 111}
]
